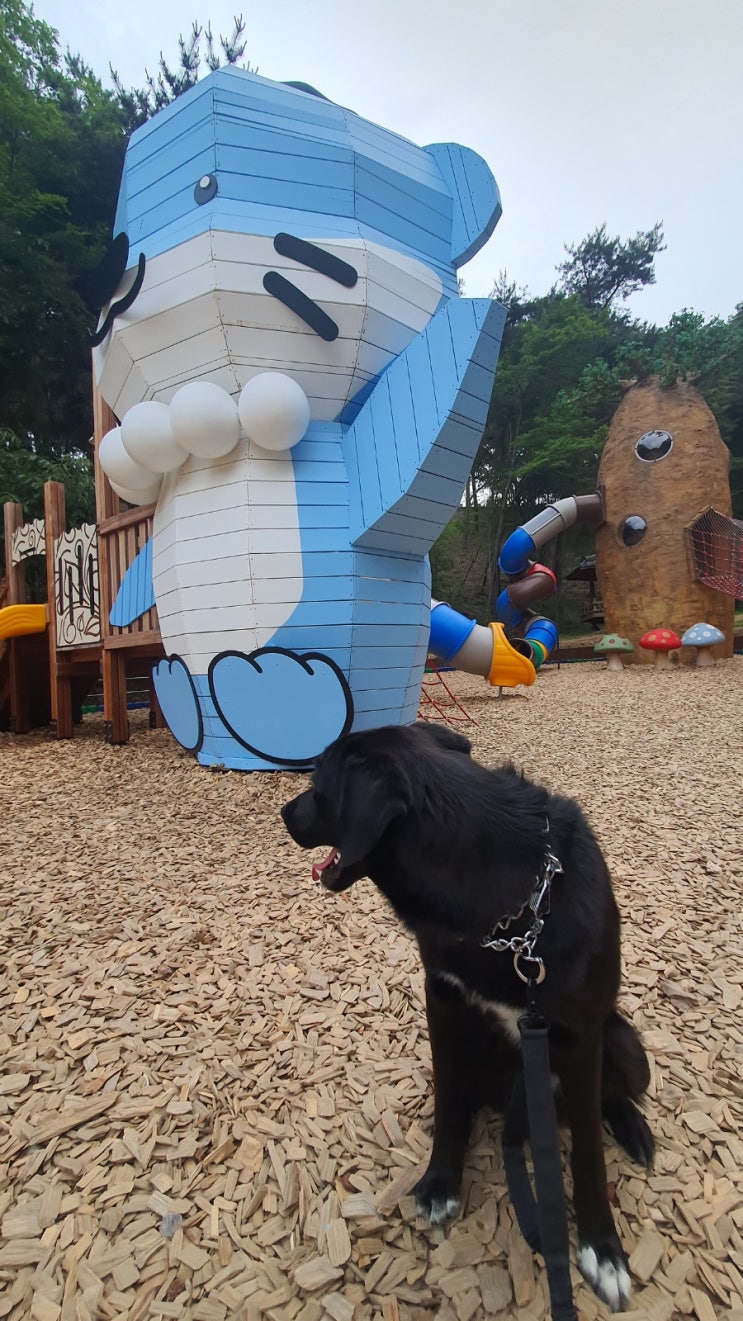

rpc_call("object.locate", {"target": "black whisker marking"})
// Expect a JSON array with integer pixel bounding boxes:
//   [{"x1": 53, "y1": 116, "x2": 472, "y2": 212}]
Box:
[
  {"x1": 89, "y1": 253, "x2": 147, "y2": 348},
  {"x1": 263, "y1": 271, "x2": 339, "y2": 342},
  {"x1": 273, "y1": 232, "x2": 358, "y2": 288}
]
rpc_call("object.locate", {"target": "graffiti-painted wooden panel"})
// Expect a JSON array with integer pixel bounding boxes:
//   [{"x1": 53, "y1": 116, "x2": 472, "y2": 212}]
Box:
[
  {"x1": 55, "y1": 525, "x2": 101, "y2": 647},
  {"x1": 11, "y1": 518, "x2": 45, "y2": 565}
]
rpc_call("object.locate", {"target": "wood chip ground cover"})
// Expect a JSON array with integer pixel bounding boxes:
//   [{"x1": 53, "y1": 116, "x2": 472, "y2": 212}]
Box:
[{"x1": 1, "y1": 658, "x2": 742, "y2": 1321}]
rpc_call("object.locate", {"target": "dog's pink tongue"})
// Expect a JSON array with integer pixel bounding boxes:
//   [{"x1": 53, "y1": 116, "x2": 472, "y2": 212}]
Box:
[{"x1": 312, "y1": 849, "x2": 337, "y2": 883}]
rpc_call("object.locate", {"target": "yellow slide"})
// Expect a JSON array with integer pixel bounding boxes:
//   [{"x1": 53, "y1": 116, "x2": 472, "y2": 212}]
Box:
[
  {"x1": 0, "y1": 604, "x2": 48, "y2": 640},
  {"x1": 486, "y1": 622, "x2": 536, "y2": 687}
]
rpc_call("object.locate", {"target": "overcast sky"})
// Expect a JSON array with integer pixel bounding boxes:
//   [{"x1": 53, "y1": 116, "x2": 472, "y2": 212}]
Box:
[{"x1": 41, "y1": 0, "x2": 742, "y2": 326}]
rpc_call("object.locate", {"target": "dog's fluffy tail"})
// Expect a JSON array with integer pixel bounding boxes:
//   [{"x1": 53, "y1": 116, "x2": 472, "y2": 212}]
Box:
[{"x1": 601, "y1": 1011, "x2": 654, "y2": 1167}]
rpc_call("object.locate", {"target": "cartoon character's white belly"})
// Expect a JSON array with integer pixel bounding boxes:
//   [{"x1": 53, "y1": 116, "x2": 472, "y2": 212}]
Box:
[{"x1": 152, "y1": 437, "x2": 301, "y2": 675}]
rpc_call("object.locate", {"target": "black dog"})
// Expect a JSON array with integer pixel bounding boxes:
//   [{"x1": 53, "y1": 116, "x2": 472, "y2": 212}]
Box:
[{"x1": 281, "y1": 723, "x2": 654, "y2": 1312}]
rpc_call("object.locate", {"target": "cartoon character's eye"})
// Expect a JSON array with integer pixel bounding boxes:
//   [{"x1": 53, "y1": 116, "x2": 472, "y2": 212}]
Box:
[
  {"x1": 635, "y1": 430, "x2": 673, "y2": 462},
  {"x1": 194, "y1": 174, "x2": 218, "y2": 205},
  {"x1": 620, "y1": 516, "x2": 647, "y2": 546}
]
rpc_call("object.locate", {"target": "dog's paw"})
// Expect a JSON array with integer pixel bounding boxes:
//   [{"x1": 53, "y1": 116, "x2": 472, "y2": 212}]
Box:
[
  {"x1": 413, "y1": 1172, "x2": 461, "y2": 1226},
  {"x1": 602, "y1": 1098, "x2": 655, "y2": 1168},
  {"x1": 577, "y1": 1239, "x2": 631, "y2": 1312}
]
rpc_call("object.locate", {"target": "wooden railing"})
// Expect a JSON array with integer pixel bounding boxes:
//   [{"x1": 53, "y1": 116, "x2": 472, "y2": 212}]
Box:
[
  {"x1": 0, "y1": 574, "x2": 8, "y2": 676},
  {"x1": 98, "y1": 502, "x2": 161, "y2": 648}
]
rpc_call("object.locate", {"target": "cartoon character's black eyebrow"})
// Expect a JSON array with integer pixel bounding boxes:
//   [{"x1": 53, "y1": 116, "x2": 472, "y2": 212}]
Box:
[
  {"x1": 273, "y1": 232, "x2": 358, "y2": 288},
  {"x1": 263, "y1": 271, "x2": 340, "y2": 342},
  {"x1": 89, "y1": 253, "x2": 146, "y2": 347}
]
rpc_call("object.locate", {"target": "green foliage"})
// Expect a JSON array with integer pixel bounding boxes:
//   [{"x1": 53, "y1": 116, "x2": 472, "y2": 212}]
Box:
[
  {"x1": 556, "y1": 222, "x2": 665, "y2": 310},
  {"x1": 429, "y1": 513, "x2": 492, "y2": 625},
  {"x1": 699, "y1": 304, "x2": 743, "y2": 512},
  {"x1": 0, "y1": 0, "x2": 126, "y2": 468},
  {"x1": 111, "y1": 15, "x2": 256, "y2": 131},
  {"x1": 0, "y1": 2, "x2": 256, "y2": 526},
  {"x1": 0, "y1": 428, "x2": 94, "y2": 574},
  {"x1": 474, "y1": 294, "x2": 616, "y2": 520},
  {"x1": 432, "y1": 229, "x2": 741, "y2": 623},
  {"x1": 606, "y1": 306, "x2": 743, "y2": 510}
]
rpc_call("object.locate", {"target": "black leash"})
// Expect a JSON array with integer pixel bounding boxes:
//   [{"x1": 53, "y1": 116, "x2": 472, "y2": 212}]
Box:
[
  {"x1": 480, "y1": 842, "x2": 576, "y2": 1319},
  {"x1": 502, "y1": 974, "x2": 578, "y2": 1321}
]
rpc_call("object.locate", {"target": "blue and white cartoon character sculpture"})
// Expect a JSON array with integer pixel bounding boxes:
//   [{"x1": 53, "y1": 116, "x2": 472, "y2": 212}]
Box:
[{"x1": 94, "y1": 68, "x2": 505, "y2": 769}]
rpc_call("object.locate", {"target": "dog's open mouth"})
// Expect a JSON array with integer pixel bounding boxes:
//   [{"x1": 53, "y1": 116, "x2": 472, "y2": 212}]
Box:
[
  {"x1": 312, "y1": 847, "x2": 343, "y2": 889},
  {"x1": 311, "y1": 848, "x2": 365, "y2": 892}
]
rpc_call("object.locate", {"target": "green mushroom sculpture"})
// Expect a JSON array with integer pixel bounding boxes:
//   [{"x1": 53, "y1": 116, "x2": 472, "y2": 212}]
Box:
[{"x1": 594, "y1": 634, "x2": 634, "y2": 671}]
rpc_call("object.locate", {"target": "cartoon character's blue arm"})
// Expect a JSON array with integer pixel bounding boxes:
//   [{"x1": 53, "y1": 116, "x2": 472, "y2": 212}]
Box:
[
  {"x1": 109, "y1": 538, "x2": 155, "y2": 627},
  {"x1": 343, "y1": 295, "x2": 506, "y2": 555},
  {"x1": 343, "y1": 140, "x2": 505, "y2": 555}
]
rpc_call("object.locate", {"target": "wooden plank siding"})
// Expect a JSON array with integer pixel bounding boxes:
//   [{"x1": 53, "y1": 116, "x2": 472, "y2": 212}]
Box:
[
  {"x1": 100, "y1": 504, "x2": 159, "y2": 645},
  {"x1": 93, "y1": 378, "x2": 164, "y2": 744}
]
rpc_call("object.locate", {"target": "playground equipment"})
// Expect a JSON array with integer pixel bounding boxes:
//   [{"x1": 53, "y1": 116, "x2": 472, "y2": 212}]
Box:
[
  {"x1": 90, "y1": 66, "x2": 506, "y2": 770},
  {"x1": 428, "y1": 492, "x2": 605, "y2": 684},
  {"x1": 680, "y1": 622, "x2": 726, "y2": 667},
  {"x1": 638, "y1": 628, "x2": 681, "y2": 669},
  {"x1": 0, "y1": 604, "x2": 48, "y2": 639},
  {"x1": 687, "y1": 507, "x2": 743, "y2": 600},
  {"x1": 418, "y1": 664, "x2": 478, "y2": 726},
  {"x1": 6, "y1": 104, "x2": 741, "y2": 753},
  {"x1": 1, "y1": 489, "x2": 102, "y2": 734},
  {"x1": 1, "y1": 481, "x2": 167, "y2": 738},
  {"x1": 593, "y1": 634, "x2": 634, "y2": 670},
  {"x1": 596, "y1": 379, "x2": 736, "y2": 661}
]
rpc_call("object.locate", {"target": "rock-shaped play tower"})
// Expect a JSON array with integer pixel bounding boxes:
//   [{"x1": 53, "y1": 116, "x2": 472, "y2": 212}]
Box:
[{"x1": 595, "y1": 378, "x2": 735, "y2": 663}]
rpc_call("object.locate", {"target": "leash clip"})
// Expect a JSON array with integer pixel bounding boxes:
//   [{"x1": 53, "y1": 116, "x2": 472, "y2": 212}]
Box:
[
  {"x1": 481, "y1": 843, "x2": 562, "y2": 982},
  {"x1": 514, "y1": 952, "x2": 546, "y2": 985}
]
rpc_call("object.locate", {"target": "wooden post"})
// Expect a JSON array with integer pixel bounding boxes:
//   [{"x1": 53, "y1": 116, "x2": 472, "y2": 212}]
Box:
[
  {"x1": 148, "y1": 671, "x2": 167, "y2": 728},
  {"x1": 44, "y1": 481, "x2": 74, "y2": 739},
  {"x1": 92, "y1": 372, "x2": 130, "y2": 744},
  {"x1": 93, "y1": 379, "x2": 119, "y2": 522},
  {"x1": 3, "y1": 502, "x2": 30, "y2": 732},
  {"x1": 3, "y1": 503, "x2": 26, "y2": 605}
]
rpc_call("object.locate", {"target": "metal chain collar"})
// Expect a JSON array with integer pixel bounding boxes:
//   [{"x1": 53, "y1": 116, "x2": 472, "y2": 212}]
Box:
[{"x1": 480, "y1": 848, "x2": 563, "y2": 984}]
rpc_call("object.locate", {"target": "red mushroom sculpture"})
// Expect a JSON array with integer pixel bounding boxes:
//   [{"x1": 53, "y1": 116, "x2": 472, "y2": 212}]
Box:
[{"x1": 639, "y1": 628, "x2": 681, "y2": 670}]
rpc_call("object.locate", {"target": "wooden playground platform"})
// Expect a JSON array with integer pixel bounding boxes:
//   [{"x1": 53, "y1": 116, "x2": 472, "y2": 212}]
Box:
[{"x1": 1, "y1": 391, "x2": 166, "y2": 743}]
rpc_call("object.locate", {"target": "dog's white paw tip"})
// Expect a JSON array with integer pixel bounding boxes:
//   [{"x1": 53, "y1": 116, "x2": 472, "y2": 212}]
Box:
[
  {"x1": 577, "y1": 1243, "x2": 631, "y2": 1312},
  {"x1": 420, "y1": 1195, "x2": 460, "y2": 1225}
]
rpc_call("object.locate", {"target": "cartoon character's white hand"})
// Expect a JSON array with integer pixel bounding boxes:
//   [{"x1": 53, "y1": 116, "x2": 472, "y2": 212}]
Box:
[
  {"x1": 237, "y1": 373, "x2": 310, "y2": 452},
  {"x1": 98, "y1": 373, "x2": 310, "y2": 504}
]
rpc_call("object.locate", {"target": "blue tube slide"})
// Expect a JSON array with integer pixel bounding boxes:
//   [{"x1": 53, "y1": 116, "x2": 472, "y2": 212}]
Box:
[{"x1": 428, "y1": 492, "x2": 603, "y2": 682}]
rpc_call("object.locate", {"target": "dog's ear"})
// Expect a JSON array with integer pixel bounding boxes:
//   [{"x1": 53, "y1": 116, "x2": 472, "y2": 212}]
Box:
[
  {"x1": 414, "y1": 723, "x2": 472, "y2": 756},
  {"x1": 336, "y1": 755, "x2": 411, "y2": 869}
]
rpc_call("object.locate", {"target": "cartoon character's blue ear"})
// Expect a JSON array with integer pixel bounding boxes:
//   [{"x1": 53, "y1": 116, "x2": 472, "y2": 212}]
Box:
[{"x1": 424, "y1": 143, "x2": 502, "y2": 269}]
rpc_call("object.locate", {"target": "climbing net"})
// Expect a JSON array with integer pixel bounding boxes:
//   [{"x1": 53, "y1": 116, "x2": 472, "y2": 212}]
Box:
[
  {"x1": 418, "y1": 661, "x2": 477, "y2": 726},
  {"x1": 686, "y1": 507, "x2": 743, "y2": 599}
]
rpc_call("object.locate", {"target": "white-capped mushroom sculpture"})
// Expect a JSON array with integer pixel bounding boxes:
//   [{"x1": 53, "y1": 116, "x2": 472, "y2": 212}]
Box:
[{"x1": 681, "y1": 622, "x2": 725, "y2": 668}]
